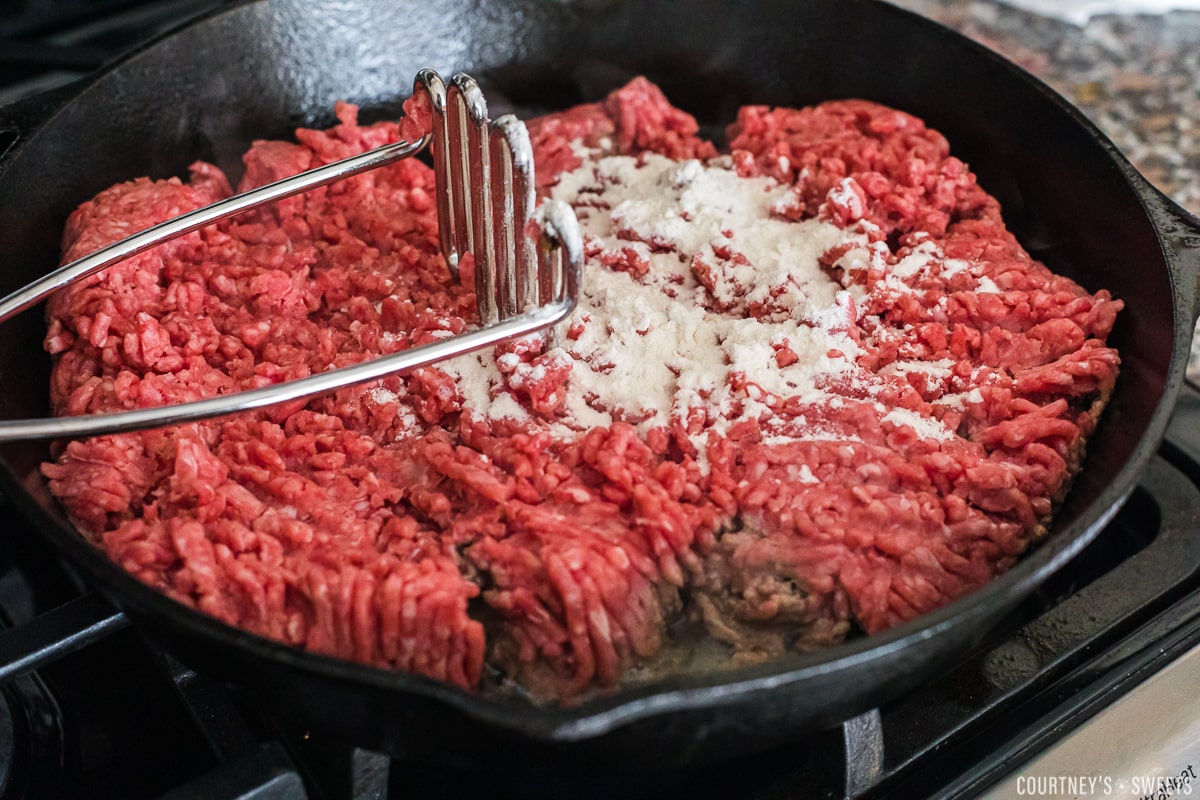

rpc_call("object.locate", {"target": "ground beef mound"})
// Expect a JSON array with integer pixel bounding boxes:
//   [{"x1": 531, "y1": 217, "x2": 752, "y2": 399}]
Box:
[{"x1": 42, "y1": 79, "x2": 1121, "y2": 702}]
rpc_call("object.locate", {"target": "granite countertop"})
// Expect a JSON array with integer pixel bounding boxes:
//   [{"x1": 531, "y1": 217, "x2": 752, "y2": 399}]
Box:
[{"x1": 889, "y1": 0, "x2": 1200, "y2": 379}]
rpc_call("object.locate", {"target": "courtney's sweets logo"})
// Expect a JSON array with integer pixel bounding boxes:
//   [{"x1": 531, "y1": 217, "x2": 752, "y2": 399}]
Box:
[
  {"x1": 1130, "y1": 766, "x2": 1197, "y2": 800},
  {"x1": 1015, "y1": 776, "x2": 1112, "y2": 795},
  {"x1": 1013, "y1": 766, "x2": 1197, "y2": 798}
]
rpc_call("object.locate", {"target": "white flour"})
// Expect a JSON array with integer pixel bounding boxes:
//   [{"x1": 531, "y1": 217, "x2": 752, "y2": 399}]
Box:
[{"x1": 439, "y1": 149, "x2": 960, "y2": 457}]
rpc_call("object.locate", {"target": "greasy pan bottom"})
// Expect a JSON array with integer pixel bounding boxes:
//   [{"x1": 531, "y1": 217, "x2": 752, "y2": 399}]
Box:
[{"x1": 0, "y1": 0, "x2": 1196, "y2": 768}]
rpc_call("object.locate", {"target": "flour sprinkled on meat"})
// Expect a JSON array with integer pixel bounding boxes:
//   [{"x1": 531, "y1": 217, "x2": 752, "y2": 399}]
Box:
[{"x1": 43, "y1": 80, "x2": 1121, "y2": 702}]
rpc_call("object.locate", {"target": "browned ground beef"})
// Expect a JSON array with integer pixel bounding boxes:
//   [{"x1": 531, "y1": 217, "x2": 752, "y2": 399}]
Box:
[{"x1": 41, "y1": 79, "x2": 1121, "y2": 702}]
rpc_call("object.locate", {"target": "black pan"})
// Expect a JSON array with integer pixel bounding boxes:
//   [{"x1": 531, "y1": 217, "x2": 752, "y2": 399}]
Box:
[{"x1": 0, "y1": 0, "x2": 1197, "y2": 770}]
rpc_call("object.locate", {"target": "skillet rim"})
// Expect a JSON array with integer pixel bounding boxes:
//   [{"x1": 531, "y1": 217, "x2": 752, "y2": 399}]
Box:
[{"x1": 0, "y1": 0, "x2": 1193, "y2": 743}]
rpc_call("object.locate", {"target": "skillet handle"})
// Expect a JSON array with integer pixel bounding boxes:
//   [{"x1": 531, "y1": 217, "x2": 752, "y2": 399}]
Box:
[{"x1": 1130, "y1": 170, "x2": 1200, "y2": 325}]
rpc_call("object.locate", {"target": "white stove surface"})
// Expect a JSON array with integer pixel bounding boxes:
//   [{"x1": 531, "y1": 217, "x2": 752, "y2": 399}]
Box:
[{"x1": 987, "y1": 644, "x2": 1200, "y2": 798}]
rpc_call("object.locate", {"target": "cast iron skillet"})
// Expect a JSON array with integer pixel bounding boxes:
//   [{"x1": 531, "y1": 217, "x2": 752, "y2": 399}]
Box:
[{"x1": 0, "y1": 0, "x2": 1198, "y2": 770}]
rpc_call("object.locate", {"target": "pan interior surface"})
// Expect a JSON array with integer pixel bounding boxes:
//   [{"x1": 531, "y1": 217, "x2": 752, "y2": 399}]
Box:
[{"x1": 0, "y1": 0, "x2": 1179, "y2": 761}]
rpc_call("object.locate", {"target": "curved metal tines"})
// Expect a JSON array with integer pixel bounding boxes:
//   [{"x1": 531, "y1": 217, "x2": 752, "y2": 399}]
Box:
[
  {"x1": 414, "y1": 69, "x2": 454, "y2": 276},
  {"x1": 416, "y1": 72, "x2": 540, "y2": 326},
  {"x1": 448, "y1": 74, "x2": 488, "y2": 272},
  {"x1": 490, "y1": 116, "x2": 538, "y2": 321},
  {"x1": 537, "y1": 200, "x2": 583, "y2": 324}
]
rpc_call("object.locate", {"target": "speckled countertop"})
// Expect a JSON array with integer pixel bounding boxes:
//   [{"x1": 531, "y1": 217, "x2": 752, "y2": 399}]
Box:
[{"x1": 889, "y1": 0, "x2": 1200, "y2": 379}]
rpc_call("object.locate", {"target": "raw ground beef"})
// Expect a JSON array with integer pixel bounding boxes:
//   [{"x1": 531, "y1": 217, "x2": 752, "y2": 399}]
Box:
[{"x1": 41, "y1": 77, "x2": 1121, "y2": 702}]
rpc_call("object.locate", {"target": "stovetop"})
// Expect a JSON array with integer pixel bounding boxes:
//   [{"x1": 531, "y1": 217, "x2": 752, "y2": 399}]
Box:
[{"x1": 3, "y1": 2, "x2": 1200, "y2": 798}]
